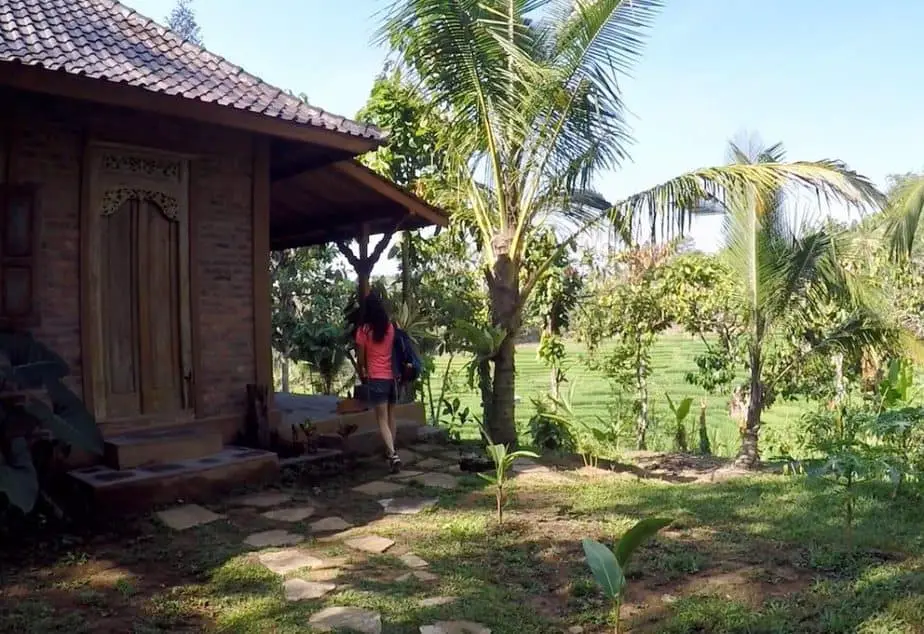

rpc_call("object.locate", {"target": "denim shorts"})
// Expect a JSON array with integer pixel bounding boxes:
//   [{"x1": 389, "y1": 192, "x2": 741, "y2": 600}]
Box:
[{"x1": 365, "y1": 379, "x2": 397, "y2": 405}]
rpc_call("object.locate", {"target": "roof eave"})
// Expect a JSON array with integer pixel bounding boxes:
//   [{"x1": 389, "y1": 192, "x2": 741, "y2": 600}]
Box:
[{"x1": 0, "y1": 61, "x2": 384, "y2": 155}]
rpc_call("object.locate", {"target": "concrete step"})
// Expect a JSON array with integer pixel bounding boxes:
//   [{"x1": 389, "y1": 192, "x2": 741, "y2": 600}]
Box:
[
  {"x1": 317, "y1": 419, "x2": 421, "y2": 456},
  {"x1": 103, "y1": 425, "x2": 223, "y2": 470},
  {"x1": 69, "y1": 446, "x2": 278, "y2": 511}
]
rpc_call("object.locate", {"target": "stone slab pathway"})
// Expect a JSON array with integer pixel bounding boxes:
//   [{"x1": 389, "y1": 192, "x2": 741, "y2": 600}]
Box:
[
  {"x1": 416, "y1": 458, "x2": 451, "y2": 470},
  {"x1": 377, "y1": 497, "x2": 438, "y2": 515},
  {"x1": 261, "y1": 506, "x2": 315, "y2": 522},
  {"x1": 283, "y1": 578, "x2": 336, "y2": 601},
  {"x1": 309, "y1": 606, "x2": 382, "y2": 634},
  {"x1": 413, "y1": 472, "x2": 459, "y2": 490},
  {"x1": 346, "y1": 535, "x2": 395, "y2": 554},
  {"x1": 310, "y1": 516, "x2": 353, "y2": 533},
  {"x1": 399, "y1": 553, "x2": 429, "y2": 569},
  {"x1": 244, "y1": 529, "x2": 304, "y2": 548},
  {"x1": 155, "y1": 504, "x2": 223, "y2": 531},
  {"x1": 419, "y1": 596, "x2": 458, "y2": 608},
  {"x1": 233, "y1": 492, "x2": 292, "y2": 508},
  {"x1": 386, "y1": 470, "x2": 425, "y2": 481},
  {"x1": 352, "y1": 480, "x2": 408, "y2": 496},
  {"x1": 420, "y1": 622, "x2": 491, "y2": 634},
  {"x1": 397, "y1": 570, "x2": 439, "y2": 582},
  {"x1": 257, "y1": 548, "x2": 325, "y2": 574}
]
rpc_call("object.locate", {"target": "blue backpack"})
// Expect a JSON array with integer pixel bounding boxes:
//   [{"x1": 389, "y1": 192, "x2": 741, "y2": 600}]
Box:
[{"x1": 392, "y1": 324, "x2": 422, "y2": 383}]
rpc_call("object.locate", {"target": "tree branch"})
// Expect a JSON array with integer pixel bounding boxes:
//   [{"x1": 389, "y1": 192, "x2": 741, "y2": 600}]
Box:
[{"x1": 335, "y1": 241, "x2": 361, "y2": 270}]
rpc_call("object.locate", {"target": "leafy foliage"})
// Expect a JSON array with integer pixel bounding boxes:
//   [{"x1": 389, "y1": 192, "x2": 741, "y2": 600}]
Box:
[
  {"x1": 381, "y1": 0, "x2": 885, "y2": 447},
  {"x1": 526, "y1": 395, "x2": 576, "y2": 453},
  {"x1": 166, "y1": 0, "x2": 203, "y2": 45},
  {"x1": 0, "y1": 331, "x2": 102, "y2": 513},
  {"x1": 582, "y1": 517, "x2": 672, "y2": 633}
]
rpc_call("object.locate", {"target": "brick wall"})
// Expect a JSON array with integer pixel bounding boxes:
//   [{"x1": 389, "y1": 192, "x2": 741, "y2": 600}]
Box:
[{"x1": 3, "y1": 88, "x2": 258, "y2": 425}]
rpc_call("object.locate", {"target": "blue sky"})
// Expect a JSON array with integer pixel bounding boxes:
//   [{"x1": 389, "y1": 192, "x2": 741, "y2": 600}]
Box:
[{"x1": 131, "y1": 0, "x2": 924, "y2": 254}]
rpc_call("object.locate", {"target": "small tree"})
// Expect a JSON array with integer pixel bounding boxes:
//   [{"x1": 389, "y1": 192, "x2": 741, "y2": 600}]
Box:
[
  {"x1": 665, "y1": 252, "x2": 744, "y2": 454},
  {"x1": 166, "y1": 0, "x2": 203, "y2": 45},
  {"x1": 578, "y1": 243, "x2": 676, "y2": 450}
]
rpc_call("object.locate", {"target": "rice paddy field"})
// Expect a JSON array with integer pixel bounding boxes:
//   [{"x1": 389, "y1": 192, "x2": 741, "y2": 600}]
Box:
[{"x1": 430, "y1": 333, "x2": 810, "y2": 457}]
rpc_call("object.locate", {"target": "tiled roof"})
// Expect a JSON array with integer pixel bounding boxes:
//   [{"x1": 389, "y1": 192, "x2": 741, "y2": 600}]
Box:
[{"x1": 0, "y1": 0, "x2": 383, "y2": 140}]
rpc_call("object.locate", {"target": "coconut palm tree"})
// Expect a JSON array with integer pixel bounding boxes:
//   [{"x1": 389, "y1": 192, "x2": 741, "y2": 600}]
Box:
[
  {"x1": 720, "y1": 139, "x2": 899, "y2": 467},
  {"x1": 380, "y1": 0, "x2": 883, "y2": 445},
  {"x1": 884, "y1": 173, "x2": 924, "y2": 259}
]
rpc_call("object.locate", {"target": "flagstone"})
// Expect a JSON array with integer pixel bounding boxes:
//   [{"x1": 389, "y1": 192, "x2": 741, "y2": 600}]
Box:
[
  {"x1": 386, "y1": 469, "x2": 425, "y2": 481},
  {"x1": 397, "y1": 569, "x2": 439, "y2": 582},
  {"x1": 399, "y1": 553, "x2": 429, "y2": 569},
  {"x1": 233, "y1": 492, "x2": 292, "y2": 508},
  {"x1": 413, "y1": 472, "x2": 459, "y2": 490},
  {"x1": 310, "y1": 516, "x2": 353, "y2": 533},
  {"x1": 420, "y1": 622, "x2": 491, "y2": 634},
  {"x1": 283, "y1": 578, "x2": 336, "y2": 601},
  {"x1": 351, "y1": 480, "x2": 408, "y2": 496},
  {"x1": 377, "y1": 497, "x2": 438, "y2": 515},
  {"x1": 261, "y1": 506, "x2": 316, "y2": 522},
  {"x1": 398, "y1": 449, "x2": 420, "y2": 464},
  {"x1": 419, "y1": 596, "x2": 459, "y2": 608},
  {"x1": 155, "y1": 504, "x2": 223, "y2": 531},
  {"x1": 257, "y1": 549, "x2": 325, "y2": 574},
  {"x1": 416, "y1": 458, "x2": 451, "y2": 470},
  {"x1": 346, "y1": 535, "x2": 395, "y2": 554},
  {"x1": 309, "y1": 606, "x2": 382, "y2": 634},
  {"x1": 244, "y1": 529, "x2": 304, "y2": 548}
]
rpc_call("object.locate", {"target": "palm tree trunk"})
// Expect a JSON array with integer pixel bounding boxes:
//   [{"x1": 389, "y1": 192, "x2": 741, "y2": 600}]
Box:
[
  {"x1": 736, "y1": 346, "x2": 762, "y2": 468},
  {"x1": 478, "y1": 358, "x2": 493, "y2": 431},
  {"x1": 488, "y1": 246, "x2": 520, "y2": 446}
]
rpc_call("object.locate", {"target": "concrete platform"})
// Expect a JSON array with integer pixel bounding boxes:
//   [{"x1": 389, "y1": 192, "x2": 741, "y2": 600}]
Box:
[
  {"x1": 103, "y1": 425, "x2": 223, "y2": 470},
  {"x1": 275, "y1": 393, "x2": 426, "y2": 443},
  {"x1": 69, "y1": 446, "x2": 279, "y2": 511}
]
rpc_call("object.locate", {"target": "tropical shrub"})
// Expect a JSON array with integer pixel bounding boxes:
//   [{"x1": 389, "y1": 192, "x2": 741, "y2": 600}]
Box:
[
  {"x1": 527, "y1": 395, "x2": 576, "y2": 453},
  {"x1": 0, "y1": 331, "x2": 103, "y2": 514}
]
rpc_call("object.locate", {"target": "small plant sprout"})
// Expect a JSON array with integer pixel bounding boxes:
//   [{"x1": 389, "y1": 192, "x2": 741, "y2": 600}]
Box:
[
  {"x1": 665, "y1": 393, "x2": 694, "y2": 452},
  {"x1": 582, "y1": 517, "x2": 672, "y2": 634},
  {"x1": 478, "y1": 427, "x2": 539, "y2": 523}
]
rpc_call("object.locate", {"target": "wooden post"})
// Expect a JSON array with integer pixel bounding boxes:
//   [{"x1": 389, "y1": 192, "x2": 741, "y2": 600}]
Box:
[{"x1": 336, "y1": 225, "x2": 394, "y2": 300}]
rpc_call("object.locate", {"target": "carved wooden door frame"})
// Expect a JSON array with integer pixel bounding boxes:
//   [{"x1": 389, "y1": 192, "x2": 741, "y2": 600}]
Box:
[{"x1": 82, "y1": 143, "x2": 194, "y2": 424}]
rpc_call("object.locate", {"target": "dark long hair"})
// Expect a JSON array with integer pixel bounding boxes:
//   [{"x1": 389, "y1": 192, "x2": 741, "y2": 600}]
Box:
[{"x1": 360, "y1": 292, "x2": 391, "y2": 343}]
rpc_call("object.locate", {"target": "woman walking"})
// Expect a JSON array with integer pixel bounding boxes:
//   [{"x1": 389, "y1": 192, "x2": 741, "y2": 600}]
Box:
[{"x1": 354, "y1": 292, "x2": 402, "y2": 472}]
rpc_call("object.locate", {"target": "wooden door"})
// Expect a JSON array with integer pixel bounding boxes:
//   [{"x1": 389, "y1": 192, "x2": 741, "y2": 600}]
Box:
[
  {"x1": 101, "y1": 197, "x2": 187, "y2": 419},
  {"x1": 87, "y1": 147, "x2": 193, "y2": 424}
]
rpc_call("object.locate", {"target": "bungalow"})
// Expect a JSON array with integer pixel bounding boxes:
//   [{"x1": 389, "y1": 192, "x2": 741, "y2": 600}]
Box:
[{"x1": 0, "y1": 0, "x2": 445, "y2": 506}]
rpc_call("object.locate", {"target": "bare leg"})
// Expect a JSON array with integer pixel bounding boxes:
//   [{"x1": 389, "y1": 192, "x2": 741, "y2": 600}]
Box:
[
  {"x1": 375, "y1": 402, "x2": 396, "y2": 455},
  {"x1": 387, "y1": 402, "x2": 397, "y2": 446}
]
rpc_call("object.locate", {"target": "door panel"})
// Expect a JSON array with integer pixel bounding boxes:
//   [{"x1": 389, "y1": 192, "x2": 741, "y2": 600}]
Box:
[
  {"x1": 139, "y1": 200, "x2": 183, "y2": 415},
  {"x1": 102, "y1": 199, "x2": 141, "y2": 418},
  {"x1": 99, "y1": 196, "x2": 186, "y2": 420}
]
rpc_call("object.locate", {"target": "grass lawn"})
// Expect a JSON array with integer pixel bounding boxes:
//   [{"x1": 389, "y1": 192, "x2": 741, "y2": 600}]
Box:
[
  {"x1": 432, "y1": 333, "x2": 810, "y2": 457},
  {"x1": 3, "y1": 447, "x2": 923, "y2": 633}
]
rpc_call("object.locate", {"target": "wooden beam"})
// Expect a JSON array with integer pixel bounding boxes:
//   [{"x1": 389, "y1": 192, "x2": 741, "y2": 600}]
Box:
[
  {"x1": 0, "y1": 63, "x2": 381, "y2": 155},
  {"x1": 331, "y1": 161, "x2": 448, "y2": 227},
  {"x1": 251, "y1": 136, "x2": 273, "y2": 398}
]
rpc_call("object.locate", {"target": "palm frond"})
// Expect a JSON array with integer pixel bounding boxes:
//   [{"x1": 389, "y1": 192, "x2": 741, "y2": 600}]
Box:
[
  {"x1": 610, "y1": 160, "x2": 885, "y2": 244},
  {"x1": 885, "y1": 174, "x2": 924, "y2": 260}
]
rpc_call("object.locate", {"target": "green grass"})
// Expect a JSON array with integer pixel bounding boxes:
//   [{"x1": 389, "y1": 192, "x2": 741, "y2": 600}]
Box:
[
  {"x1": 430, "y1": 332, "x2": 810, "y2": 457},
  {"x1": 5, "y1": 451, "x2": 924, "y2": 633}
]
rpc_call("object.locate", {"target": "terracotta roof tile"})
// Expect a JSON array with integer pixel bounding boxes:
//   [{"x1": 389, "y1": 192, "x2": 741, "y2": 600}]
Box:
[{"x1": 0, "y1": 0, "x2": 383, "y2": 141}]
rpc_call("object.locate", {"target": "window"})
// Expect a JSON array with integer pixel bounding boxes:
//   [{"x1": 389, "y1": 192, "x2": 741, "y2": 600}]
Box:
[{"x1": 0, "y1": 185, "x2": 38, "y2": 327}]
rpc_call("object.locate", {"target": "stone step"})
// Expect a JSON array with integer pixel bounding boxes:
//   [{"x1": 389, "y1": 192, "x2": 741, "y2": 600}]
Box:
[
  {"x1": 317, "y1": 419, "x2": 421, "y2": 456},
  {"x1": 103, "y1": 425, "x2": 223, "y2": 470},
  {"x1": 69, "y1": 446, "x2": 278, "y2": 511}
]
